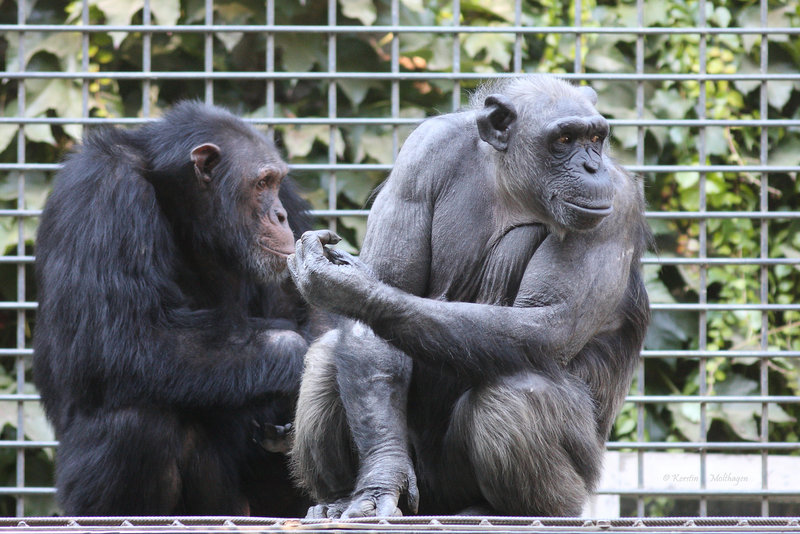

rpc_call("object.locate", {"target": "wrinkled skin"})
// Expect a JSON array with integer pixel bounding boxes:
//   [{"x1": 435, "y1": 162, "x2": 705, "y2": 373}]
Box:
[{"x1": 289, "y1": 76, "x2": 650, "y2": 517}]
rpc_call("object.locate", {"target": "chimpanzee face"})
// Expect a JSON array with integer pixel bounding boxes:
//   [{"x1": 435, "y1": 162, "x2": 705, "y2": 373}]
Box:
[
  {"x1": 190, "y1": 139, "x2": 295, "y2": 284},
  {"x1": 245, "y1": 158, "x2": 294, "y2": 283},
  {"x1": 477, "y1": 82, "x2": 616, "y2": 234},
  {"x1": 539, "y1": 112, "x2": 613, "y2": 231}
]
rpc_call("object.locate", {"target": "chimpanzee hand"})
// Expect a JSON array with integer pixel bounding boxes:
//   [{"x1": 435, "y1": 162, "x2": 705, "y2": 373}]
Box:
[{"x1": 287, "y1": 230, "x2": 376, "y2": 315}]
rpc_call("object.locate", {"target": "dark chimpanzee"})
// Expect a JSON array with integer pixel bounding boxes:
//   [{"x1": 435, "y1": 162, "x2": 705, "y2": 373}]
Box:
[
  {"x1": 33, "y1": 102, "x2": 322, "y2": 516},
  {"x1": 287, "y1": 76, "x2": 650, "y2": 517}
]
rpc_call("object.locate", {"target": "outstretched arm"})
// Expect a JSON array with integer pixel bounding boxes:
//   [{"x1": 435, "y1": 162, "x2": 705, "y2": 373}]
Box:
[{"x1": 288, "y1": 221, "x2": 636, "y2": 383}]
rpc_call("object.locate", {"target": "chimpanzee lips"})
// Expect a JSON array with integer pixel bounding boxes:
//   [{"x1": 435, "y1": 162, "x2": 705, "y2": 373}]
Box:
[
  {"x1": 563, "y1": 199, "x2": 613, "y2": 217},
  {"x1": 258, "y1": 242, "x2": 294, "y2": 258}
]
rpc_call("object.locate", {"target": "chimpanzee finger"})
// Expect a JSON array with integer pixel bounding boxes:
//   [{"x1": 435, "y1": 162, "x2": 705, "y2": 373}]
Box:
[
  {"x1": 308, "y1": 229, "x2": 342, "y2": 246},
  {"x1": 286, "y1": 253, "x2": 300, "y2": 283},
  {"x1": 340, "y1": 498, "x2": 372, "y2": 519},
  {"x1": 376, "y1": 494, "x2": 403, "y2": 517},
  {"x1": 292, "y1": 237, "x2": 304, "y2": 264},
  {"x1": 406, "y1": 474, "x2": 420, "y2": 514},
  {"x1": 305, "y1": 504, "x2": 327, "y2": 519},
  {"x1": 326, "y1": 247, "x2": 357, "y2": 266},
  {"x1": 300, "y1": 231, "x2": 328, "y2": 263}
]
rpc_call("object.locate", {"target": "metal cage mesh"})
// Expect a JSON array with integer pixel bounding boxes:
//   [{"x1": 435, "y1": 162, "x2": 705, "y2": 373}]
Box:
[{"x1": 0, "y1": 0, "x2": 798, "y2": 521}]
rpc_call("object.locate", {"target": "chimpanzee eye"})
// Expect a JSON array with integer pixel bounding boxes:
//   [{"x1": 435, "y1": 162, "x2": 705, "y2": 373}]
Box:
[
  {"x1": 590, "y1": 134, "x2": 603, "y2": 143},
  {"x1": 257, "y1": 178, "x2": 268, "y2": 189},
  {"x1": 558, "y1": 134, "x2": 572, "y2": 144}
]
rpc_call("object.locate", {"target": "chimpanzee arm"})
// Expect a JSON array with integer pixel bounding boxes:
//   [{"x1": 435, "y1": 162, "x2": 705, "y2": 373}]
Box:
[
  {"x1": 289, "y1": 194, "x2": 640, "y2": 383},
  {"x1": 140, "y1": 326, "x2": 307, "y2": 410}
]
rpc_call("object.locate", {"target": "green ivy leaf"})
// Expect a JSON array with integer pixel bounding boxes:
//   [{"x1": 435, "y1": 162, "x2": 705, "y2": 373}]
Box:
[
  {"x1": 712, "y1": 6, "x2": 731, "y2": 28},
  {"x1": 337, "y1": 80, "x2": 378, "y2": 109},
  {"x1": 675, "y1": 171, "x2": 699, "y2": 189},
  {"x1": 340, "y1": 0, "x2": 377, "y2": 25},
  {"x1": 337, "y1": 172, "x2": 378, "y2": 206},
  {"x1": 276, "y1": 33, "x2": 326, "y2": 72},
  {"x1": 0, "y1": 100, "x2": 20, "y2": 154},
  {"x1": 282, "y1": 126, "x2": 345, "y2": 159},
  {"x1": 651, "y1": 89, "x2": 695, "y2": 120},
  {"x1": 0, "y1": 397, "x2": 55, "y2": 448},
  {"x1": 668, "y1": 402, "x2": 701, "y2": 442},
  {"x1": 361, "y1": 131, "x2": 395, "y2": 164},
  {"x1": 463, "y1": 0, "x2": 516, "y2": 23},
  {"x1": 214, "y1": 3, "x2": 254, "y2": 51},
  {"x1": 769, "y1": 137, "x2": 800, "y2": 167},
  {"x1": 152, "y1": 0, "x2": 180, "y2": 25},
  {"x1": 463, "y1": 30, "x2": 514, "y2": 69},
  {"x1": 95, "y1": 0, "x2": 143, "y2": 47},
  {"x1": 400, "y1": 0, "x2": 424, "y2": 13}
]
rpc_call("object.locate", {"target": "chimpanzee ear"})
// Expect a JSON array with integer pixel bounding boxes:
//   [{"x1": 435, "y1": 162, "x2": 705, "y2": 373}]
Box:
[
  {"x1": 578, "y1": 86, "x2": 598, "y2": 106},
  {"x1": 190, "y1": 143, "x2": 221, "y2": 183},
  {"x1": 476, "y1": 94, "x2": 517, "y2": 152}
]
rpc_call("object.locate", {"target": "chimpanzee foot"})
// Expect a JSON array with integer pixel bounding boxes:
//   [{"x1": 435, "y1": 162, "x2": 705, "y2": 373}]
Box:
[
  {"x1": 340, "y1": 460, "x2": 419, "y2": 519},
  {"x1": 259, "y1": 422, "x2": 293, "y2": 453},
  {"x1": 305, "y1": 498, "x2": 350, "y2": 519},
  {"x1": 340, "y1": 488, "x2": 415, "y2": 518}
]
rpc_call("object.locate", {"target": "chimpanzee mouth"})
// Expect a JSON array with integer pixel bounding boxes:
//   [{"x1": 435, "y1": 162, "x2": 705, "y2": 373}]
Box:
[
  {"x1": 258, "y1": 242, "x2": 294, "y2": 258},
  {"x1": 563, "y1": 200, "x2": 613, "y2": 217}
]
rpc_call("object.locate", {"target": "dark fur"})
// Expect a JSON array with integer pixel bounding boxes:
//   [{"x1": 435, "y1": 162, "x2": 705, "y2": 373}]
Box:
[
  {"x1": 288, "y1": 77, "x2": 650, "y2": 518},
  {"x1": 33, "y1": 102, "x2": 318, "y2": 516}
]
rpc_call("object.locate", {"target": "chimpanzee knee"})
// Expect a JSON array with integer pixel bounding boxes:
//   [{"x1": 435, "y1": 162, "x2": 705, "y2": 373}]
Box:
[{"x1": 448, "y1": 372, "x2": 603, "y2": 516}]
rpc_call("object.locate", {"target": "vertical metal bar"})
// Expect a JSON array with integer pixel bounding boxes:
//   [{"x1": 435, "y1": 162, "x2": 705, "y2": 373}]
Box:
[
  {"x1": 513, "y1": 0, "x2": 522, "y2": 73},
  {"x1": 759, "y1": 0, "x2": 770, "y2": 517},
  {"x1": 391, "y1": 0, "x2": 399, "y2": 158},
  {"x1": 452, "y1": 0, "x2": 461, "y2": 111},
  {"x1": 327, "y1": 0, "x2": 337, "y2": 232},
  {"x1": 266, "y1": 0, "x2": 275, "y2": 141},
  {"x1": 205, "y1": 0, "x2": 214, "y2": 104},
  {"x1": 573, "y1": 0, "x2": 582, "y2": 74},
  {"x1": 634, "y1": 0, "x2": 645, "y2": 518},
  {"x1": 697, "y1": 0, "x2": 708, "y2": 518},
  {"x1": 15, "y1": 0, "x2": 27, "y2": 518},
  {"x1": 81, "y1": 0, "x2": 90, "y2": 131},
  {"x1": 142, "y1": 0, "x2": 152, "y2": 116}
]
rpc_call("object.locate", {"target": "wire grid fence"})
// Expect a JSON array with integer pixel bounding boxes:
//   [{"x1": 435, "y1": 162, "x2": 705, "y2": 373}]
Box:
[{"x1": 0, "y1": 0, "x2": 799, "y2": 521}]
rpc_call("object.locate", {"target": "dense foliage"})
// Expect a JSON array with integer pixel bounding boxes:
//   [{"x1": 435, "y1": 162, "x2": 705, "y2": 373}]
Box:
[{"x1": 0, "y1": 0, "x2": 798, "y2": 516}]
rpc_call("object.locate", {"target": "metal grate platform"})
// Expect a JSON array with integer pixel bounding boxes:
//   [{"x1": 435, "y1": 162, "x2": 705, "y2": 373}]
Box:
[{"x1": 0, "y1": 518, "x2": 799, "y2": 534}]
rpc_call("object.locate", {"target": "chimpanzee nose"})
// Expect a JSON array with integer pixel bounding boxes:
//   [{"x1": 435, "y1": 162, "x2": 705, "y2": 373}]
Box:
[{"x1": 583, "y1": 151, "x2": 601, "y2": 173}]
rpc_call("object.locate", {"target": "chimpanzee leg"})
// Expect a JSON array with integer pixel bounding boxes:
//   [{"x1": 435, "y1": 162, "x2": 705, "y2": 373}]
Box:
[
  {"x1": 178, "y1": 421, "x2": 251, "y2": 515},
  {"x1": 446, "y1": 371, "x2": 604, "y2": 516},
  {"x1": 55, "y1": 410, "x2": 183, "y2": 516},
  {"x1": 292, "y1": 330, "x2": 358, "y2": 517},
  {"x1": 292, "y1": 323, "x2": 418, "y2": 519},
  {"x1": 335, "y1": 321, "x2": 418, "y2": 518}
]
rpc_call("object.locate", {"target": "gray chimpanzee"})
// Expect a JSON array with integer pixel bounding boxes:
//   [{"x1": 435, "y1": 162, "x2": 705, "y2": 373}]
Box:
[
  {"x1": 287, "y1": 76, "x2": 650, "y2": 517},
  {"x1": 33, "y1": 102, "x2": 324, "y2": 516}
]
